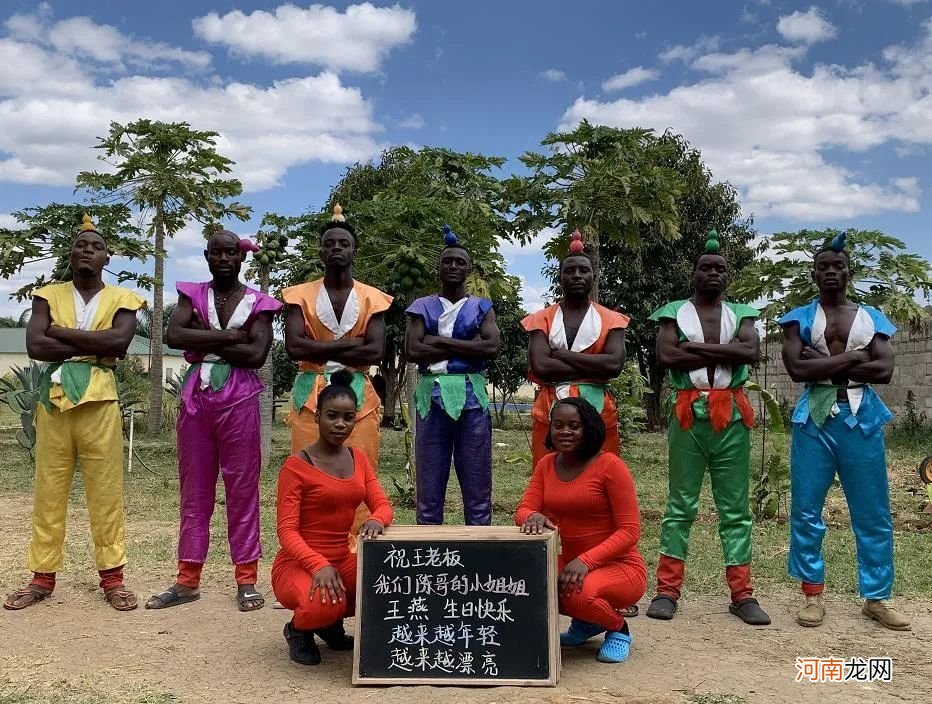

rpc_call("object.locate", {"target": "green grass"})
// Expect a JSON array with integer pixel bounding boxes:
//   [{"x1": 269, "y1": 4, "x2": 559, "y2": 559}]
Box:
[
  {"x1": 0, "y1": 419, "x2": 929, "y2": 597},
  {"x1": 0, "y1": 680, "x2": 177, "y2": 704}
]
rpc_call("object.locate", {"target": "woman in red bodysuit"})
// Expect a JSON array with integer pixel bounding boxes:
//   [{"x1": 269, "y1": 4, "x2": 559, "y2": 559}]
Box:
[
  {"x1": 516, "y1": 397, "x2": 646, "y2": 663},
  {"x1": 272, "y1": 369, "x2": 394, "y2": 665}
]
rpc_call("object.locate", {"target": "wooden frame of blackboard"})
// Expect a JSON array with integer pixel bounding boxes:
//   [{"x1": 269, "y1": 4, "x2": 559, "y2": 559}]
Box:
[{"x1": 351, "y1": 525, "x2": 560, "y2": 687}]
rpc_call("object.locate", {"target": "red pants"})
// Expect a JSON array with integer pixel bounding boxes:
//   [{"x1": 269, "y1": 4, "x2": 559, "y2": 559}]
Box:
[
  {"x1": 272, "y1": 553, "x2": 356, "y2": 631},
  {"x1": 559, "y1": 557, "x2": 646, "y2": 632}
]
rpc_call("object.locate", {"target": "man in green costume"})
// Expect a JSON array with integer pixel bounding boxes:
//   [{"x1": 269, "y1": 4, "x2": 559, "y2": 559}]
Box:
[{"x1": 645, "y1": 231, "x2": 770, "y2": 625}]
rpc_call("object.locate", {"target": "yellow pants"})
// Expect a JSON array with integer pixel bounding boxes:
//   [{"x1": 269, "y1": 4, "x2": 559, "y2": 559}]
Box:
[
  {"x1": 28, "y1": 401, "x2": 126, "y2": 573},
  {"x1": 288, "y1": 408, "x2": 382, "y2": 552}
]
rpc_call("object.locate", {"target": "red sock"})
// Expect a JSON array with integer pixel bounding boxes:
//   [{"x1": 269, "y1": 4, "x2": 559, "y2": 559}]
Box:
[
  {"x1": 98, "y1": 565, "x2": 124, "y2": 591},
  {"x1": 656, "y1": 555, "x2": 686, "y2": 600},
  {"x1": 235, "y1": 561, "x2": 258, "y2": 586},
  {"x1": 802, "y1": 581, "x2": 824, "y2": 596},
  {"x1": 30, "y1": 572, "x2": 56, "y2": 592},
  {"x1": 726, "y1": 564, "x2": 754, "y2": 603},
  {"x1": 177, "y1": 561, "x2": 203, "y2": 589}
]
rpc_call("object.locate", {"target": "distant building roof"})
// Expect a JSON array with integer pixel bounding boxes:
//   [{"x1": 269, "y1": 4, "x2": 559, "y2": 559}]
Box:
[{"x1": 0, "y1": 328, "x2": 184, "y2": 357}]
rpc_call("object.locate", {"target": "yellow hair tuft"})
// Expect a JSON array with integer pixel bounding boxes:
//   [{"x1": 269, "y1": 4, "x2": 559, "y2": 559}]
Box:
[
  {"x1": 80, "y1": 213, "x2": 97, "y2": 232},
  {"x1": 331, "y1": 203, "x2": 345, "y2": 222}
]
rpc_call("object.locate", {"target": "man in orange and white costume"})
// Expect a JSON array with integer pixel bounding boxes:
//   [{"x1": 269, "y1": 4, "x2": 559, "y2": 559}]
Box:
[
  {"x1": 521, "y1": 230, "x2": 628, "y2": 468},
  {"x1": 282, "y1": 205, "x2": 391, "y2": 543}
]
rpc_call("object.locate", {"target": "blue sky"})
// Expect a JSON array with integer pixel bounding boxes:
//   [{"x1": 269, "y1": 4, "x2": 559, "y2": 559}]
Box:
[{"x1": 2, "y1": 0, "x2": 932, "y2": 316}]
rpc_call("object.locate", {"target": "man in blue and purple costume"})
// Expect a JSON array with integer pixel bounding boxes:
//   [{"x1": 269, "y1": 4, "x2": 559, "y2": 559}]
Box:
[{"x1": 405, "y1": 225, "x2": 501, "y2": 525}]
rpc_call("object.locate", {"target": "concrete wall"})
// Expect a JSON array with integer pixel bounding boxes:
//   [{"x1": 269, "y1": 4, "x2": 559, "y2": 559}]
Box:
[
  {"x1": 754, "y1": 319, "x2": 932, "y2": 418},
  {"x1": 0, "y1": 353, "x2": 188, "y2": 383}
]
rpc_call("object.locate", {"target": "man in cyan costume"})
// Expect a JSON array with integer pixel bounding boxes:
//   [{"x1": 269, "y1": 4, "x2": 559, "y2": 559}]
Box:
[
  {"x1": 645, "y1": 231, "x2": 770, "y2": 626},
  {"x1": 780, "y1": 232, "x2": 909, "y2": 631},
  {"x1": 405, "y1": 225, "x2": 500, "y2": 525},
  {"x1": 146, "y1": 230, "x2": 281, "y2": 612},
  {"x1": 522, "y1": 230, "x2": 628, "y2": 469},
  {"x1": 283, "y1": 205, "x2": 391, "y2": 545},
  {"x1": 4, "y1": 215, "x2": 145, "y2": 612}
]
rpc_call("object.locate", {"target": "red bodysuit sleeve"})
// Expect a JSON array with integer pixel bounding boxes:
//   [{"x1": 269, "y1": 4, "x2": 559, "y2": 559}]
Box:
[
  {"x1": 514, "y1": 455, "x2": 549, "y2": 525},
  {"x1": 577, "y1": 455, "x2": 641, "y2": 569},
  {"x1": 276, "y1": 460, "x2": 330, "y2": 574},
  {"x1": 359, "y1": 451, "x2": 394, "y2": 526}
]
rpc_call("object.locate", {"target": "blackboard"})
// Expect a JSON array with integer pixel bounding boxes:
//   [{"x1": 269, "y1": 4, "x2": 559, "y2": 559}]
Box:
[{"x1": 352, "y1": 526, "x2": 559, "y2": 686}]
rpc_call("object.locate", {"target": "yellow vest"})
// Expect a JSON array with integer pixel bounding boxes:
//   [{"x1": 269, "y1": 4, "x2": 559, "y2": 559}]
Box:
[{"x1": 34, "y1": 283, "x2": 146, "y2": 411}]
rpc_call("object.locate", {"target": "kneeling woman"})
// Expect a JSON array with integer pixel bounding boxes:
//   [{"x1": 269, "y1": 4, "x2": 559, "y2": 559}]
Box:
[
  {"x1": 516, "y1": 397, "x2": 646, "y2": 663},
  {"x1": 272, "y1": 370, "x2": 393, "y2": 665}
]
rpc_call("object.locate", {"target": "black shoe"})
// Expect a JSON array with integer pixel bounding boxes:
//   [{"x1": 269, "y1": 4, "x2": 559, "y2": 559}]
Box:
[
  {"x1": 284, "y1": 620, "x2": 321, "y2": 665},
  {"x1": 729, "y1": 598, "x2": 771, "y2": 626},
  {"x1": 314, "y1": 619, "x2": 354, "y2": 650},
  {"x1": 645, "y1": 595, "x2": 678, "y2": 620}
]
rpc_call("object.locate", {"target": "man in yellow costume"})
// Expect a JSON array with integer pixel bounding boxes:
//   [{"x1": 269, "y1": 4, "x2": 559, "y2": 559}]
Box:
[
  {"x1": 283, "y1": 205, "x2": 391, "y2": 545},
  {"x1": 4, "y1": 215, "x2": 145, "y2": 612}
]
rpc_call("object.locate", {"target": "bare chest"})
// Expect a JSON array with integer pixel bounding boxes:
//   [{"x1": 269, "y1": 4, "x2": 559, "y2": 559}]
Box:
[{"x1": 822, "y1": 306, "x2": 857, "y2": 354}]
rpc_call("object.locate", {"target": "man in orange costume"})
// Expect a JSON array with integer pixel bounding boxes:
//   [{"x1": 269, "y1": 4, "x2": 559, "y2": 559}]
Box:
[
  {"x1": 283, "y1": 205, "x2": 391, "y2": 543},
  {"x1": 522, "y1": 230, "x2": 628, "y2": 468}
]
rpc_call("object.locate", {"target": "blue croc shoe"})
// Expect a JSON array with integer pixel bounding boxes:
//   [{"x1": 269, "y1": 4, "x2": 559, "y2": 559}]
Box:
[
  {"x1": 597, "y1": 630, "x2": 632, "y2": 663},
  {"x1": 560, "y1": 619, "x2": 605, "y2": 646}
]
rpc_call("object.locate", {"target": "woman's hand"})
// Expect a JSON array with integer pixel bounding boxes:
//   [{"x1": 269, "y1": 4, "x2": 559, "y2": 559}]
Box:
[
  {"x1": 559, "y1": 558, "x2": 590, "y2": 596},
  {"x1": 359, "y1": 519, "x2": 385, "y2": 540},
  {"x1": 521, "y1": 512, "x2": 555, "y2": 535},
  {"x1": 311, "y1": 565, "x2": 346, "y2": 604}
]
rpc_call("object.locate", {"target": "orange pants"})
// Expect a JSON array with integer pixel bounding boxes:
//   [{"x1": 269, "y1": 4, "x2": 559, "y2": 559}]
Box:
[
  {"x1": 272, "y1": 553, "x2": 356, "y2": 631},
  {"x1": 531, "y1": 418, "x2": 620, "y2": 470},
  {"x1": 288, "y1": 409, "x2": 381, "y2": 551},
  {"x1": 559, "y1": 556, "x2": 646, "y2": 632}
]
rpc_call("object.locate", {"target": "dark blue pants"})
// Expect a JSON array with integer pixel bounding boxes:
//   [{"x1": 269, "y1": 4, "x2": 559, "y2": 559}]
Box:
[{"x1": 415, "y1": 402, "x2": 492, "y2": 525}]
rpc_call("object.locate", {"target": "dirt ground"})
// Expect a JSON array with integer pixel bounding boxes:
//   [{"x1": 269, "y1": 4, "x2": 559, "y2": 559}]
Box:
[{"x1": 0, "y1": 500, "x2": 929, "y2": 704}]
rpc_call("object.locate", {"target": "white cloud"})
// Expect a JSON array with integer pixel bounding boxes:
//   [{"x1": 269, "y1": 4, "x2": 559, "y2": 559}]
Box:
[
  {"x1": 602, "y1": 67, "x2": 659, "y2": 92},
  {"x1": 540, "y1": 69, "x2": 567, "y2": 82},
  {"x1": 0, "y1": 8, "x2": 392, "y2": 191},
  {"x1": 886, "y1": 0, "x2": 929, "y2": 5},
  {"x1": 517, "y1": 275, "x2": 550, "y2": 313},
  {"x1": 659, "y1": 35, "x2": 720, "y2": 63},
  {"x1": 497, "y1": 228, "x2": 557, "y2": 266},
  {"x1": 0, "y1": 213, "x2": 22, "y2": 229},
  {"x1": 398, "y1": 113, "x2": 425, "y2": 130},
  {"x1": 192, "y1": 3, "x2": 416, "y2": 73},
  {"x1": 776, "y1": 7, "x2": 837, "y2": 45},
  {"x1": 559, "y1": 22, "x2": 932, "y2": 221}
]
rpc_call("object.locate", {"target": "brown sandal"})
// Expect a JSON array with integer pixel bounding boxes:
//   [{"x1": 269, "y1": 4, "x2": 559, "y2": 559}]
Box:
[
  {"x1": 104, "y1": 586, "x2": 138, "y2": 611},
  {"x1": 3, "y1": 585, "x2": 52, "y2": 611}
]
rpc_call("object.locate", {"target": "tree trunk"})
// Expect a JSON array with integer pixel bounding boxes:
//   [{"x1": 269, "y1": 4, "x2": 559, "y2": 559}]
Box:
[
  {"x1": 383, "y1": 360, "x2": 399, "y2": 428},
  {"x1": 258, "y1": 267, "x2": 273, "y2": 469},
  {"x1": 589, "y1": 230, "x2": 601, "y2": 303},
  {"x1": 146, "y1": 207, "x2": 166, "y2": 436},
  {"x1": 404, "y1": 361, "x2": 417, "y2": 460}
]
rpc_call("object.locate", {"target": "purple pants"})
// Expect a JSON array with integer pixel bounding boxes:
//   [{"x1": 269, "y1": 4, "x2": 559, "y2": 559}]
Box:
[
  {"x1": 415, "y1": 402, "x2": 492, "y2": 526},
  {"x1": 177, "y1": 395, "x2": 261, "y2": 565}
]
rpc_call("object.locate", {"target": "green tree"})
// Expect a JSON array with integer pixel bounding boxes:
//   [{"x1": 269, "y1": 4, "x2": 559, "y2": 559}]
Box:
[
  {"x1": 284, "y1": 146, "x2": 516, "y2": 425},
  {"x1": 505, "y1": 120, "x2": 683, "y2": 301},
  {"x1": 733, "y1": 229, "x2": 932, "y2": 326},
  {"x1": 135, "y1": 303, "x2": 176, "y2": 339},
  {"x1": 0, "y1": 203, "x2": 151, "y2": 301},
  {"x1": 76, "y1": 119, "x2": 250, "y2": 435},
  {"x1": 487, "y1": 293, "x2": 529, "y2": 425}
]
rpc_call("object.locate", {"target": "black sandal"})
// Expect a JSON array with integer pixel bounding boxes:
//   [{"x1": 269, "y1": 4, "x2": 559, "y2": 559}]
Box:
[
  {"x1": 237, "y1": 585, "x2": 265, "y2": 612},
  {"x1": 314, "y1": 620, "x2": 354, "y2": 650},
  {"x1": 284, "y1": 620, "x2": 321, "y2": 665},
  {"x1": 145, "y1": 585, "x2": 200, "y2": 610},
  {"x1": 729, "y1": 597, "x2": 771, "y2": 625},
  {"x1": 646, "y1": 595, "x2": 678, "y2": 620}
]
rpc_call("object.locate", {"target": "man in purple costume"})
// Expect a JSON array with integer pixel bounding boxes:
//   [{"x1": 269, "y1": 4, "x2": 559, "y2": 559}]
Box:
[
  {"x1": 405, "y1": 226, "x2": 500, "y2": 525},
  {"x1": 146, "y1": 230, "x2": 281, "y2": 612}
]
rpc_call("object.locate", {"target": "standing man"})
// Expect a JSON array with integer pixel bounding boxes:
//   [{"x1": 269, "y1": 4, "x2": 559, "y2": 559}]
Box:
[
  {"x1": 644, "y1": 231, "x2": 769, "y2": 625},
  {"x1": 4, "y1": 215, "x2": 145, "y2": 612},
  {"x1": 146, "y1": 230, "x2": 281, "y2": 612},
  {"x1": 521, "y1": 230, "x2": 628, "y2": 469},
  {"x1": 405, "y1": 225, "x2": 500, "y2": 525},
  {"x1": 779, "y1": 232, "x2": 909, "y2": 631},
  {"x1": 283, "y1": 205, "x2": 391, "y2": 544}
]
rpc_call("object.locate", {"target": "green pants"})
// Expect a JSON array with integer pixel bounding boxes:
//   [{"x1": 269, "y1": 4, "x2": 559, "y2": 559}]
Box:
[{"x1": 660, "y1": 416, "x2": 752, "y2": 566}]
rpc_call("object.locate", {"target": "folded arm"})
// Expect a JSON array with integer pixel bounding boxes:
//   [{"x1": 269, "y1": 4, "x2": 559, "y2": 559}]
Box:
[
  {"x1": 427, "y1": 309, "x2": 501, "y2": 361},
  {"x1": 25, "y1": 298, "x2": 83, "y2": 362},
  {"x1": 217, "y1": 311, "x2": 275, "y2": 369},
  {"x1": 284, "y1": 306, "x2": 385, "y2": 366},
  {"x1": 551, "y1": 328, "x2": 625, "y2": 378},
  {"x1": 845, "y1": 335, "x2": 894, "y2": 384},
  {"x1": 42, "y1": 307, "x2": 138, "y2": 358},
  {"x1": 678, "y1": 318, "x2": 760, "y2": 365},
  {"x1": 166, "y1": 294, "x2": 246, "y2": 352},
  {"x1": 780, "y1": 323, "x2": 867, "y2": 382}
]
